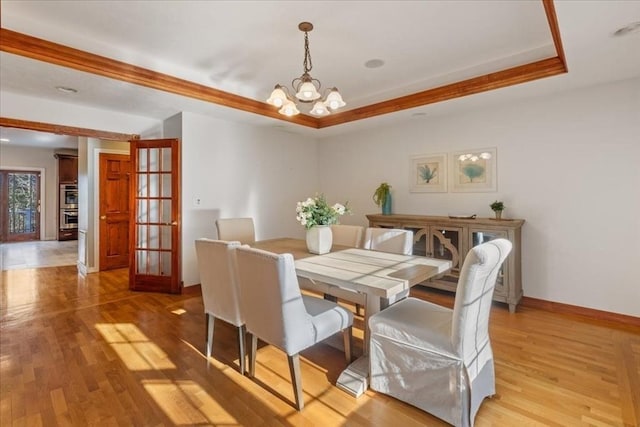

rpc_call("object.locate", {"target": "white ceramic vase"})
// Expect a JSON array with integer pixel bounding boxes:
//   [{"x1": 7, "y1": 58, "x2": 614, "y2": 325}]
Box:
[{"x1": 306, "y1": 225, "x2": 333, "y2": 255}]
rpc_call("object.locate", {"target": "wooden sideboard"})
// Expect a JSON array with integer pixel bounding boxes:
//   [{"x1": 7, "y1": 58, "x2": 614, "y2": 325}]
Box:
[{"x1": 366, "y1": 214, "x2": 525, "y2": 313}]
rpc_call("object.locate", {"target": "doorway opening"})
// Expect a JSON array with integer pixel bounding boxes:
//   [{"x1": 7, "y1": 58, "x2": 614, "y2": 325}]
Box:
[{"x1": 0, "y1": 170, "x2": 40, "y2": 242}]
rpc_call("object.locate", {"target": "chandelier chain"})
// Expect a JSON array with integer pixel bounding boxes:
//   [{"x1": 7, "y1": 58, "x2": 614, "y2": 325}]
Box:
[{"x1": 303, "y1": 31, "x2": 313, "y2": 74}]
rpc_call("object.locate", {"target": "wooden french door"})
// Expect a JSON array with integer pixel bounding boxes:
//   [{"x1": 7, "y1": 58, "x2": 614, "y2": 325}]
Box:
[
  {"x1": 129, "y1": 139, "x2": 181, "y2": 294},
  {"x1": 99, "y1": 153, "x2": 131, "y2": 270},
  {"x1": 0, "y1": 170, "x2": 40, "y2": 242}
]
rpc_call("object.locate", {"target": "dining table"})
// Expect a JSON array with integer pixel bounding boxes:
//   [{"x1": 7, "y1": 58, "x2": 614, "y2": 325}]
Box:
[{"x1": 252, "y1": 237, "x2": 452, "y2": 397}]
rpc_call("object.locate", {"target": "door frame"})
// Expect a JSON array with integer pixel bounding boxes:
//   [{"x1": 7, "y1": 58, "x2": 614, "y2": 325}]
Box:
[
  {"x1": 92, "y1": 147, "x2": 129, "y2": 272},
  {"x1": 0, "y1": 166, "x2": 46, "y2": 242}
]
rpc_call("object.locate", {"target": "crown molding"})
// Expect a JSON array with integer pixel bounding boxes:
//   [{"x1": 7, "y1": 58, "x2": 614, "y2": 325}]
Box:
[
  {"x1": 0, "y1": 117, "x2": 139, "y2": 141},
  {"x1": 0, "y1": 0, "x2": 566, "y2": 130}
]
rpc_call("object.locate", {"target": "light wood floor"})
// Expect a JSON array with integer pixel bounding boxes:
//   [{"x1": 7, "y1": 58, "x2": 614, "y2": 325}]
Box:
[
  {"x1": 1, "y1": 266, "x2": 638, "y2": 426},
  {"x1": 0, "y1": 240, "x2": 77, "y2": 271}
]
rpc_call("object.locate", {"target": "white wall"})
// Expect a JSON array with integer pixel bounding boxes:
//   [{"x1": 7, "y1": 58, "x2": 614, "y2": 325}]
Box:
[
  {"x1": 1, "y1": 91, "x2": 161, "y2": 136},
  {"x1": 0, "y1": 145, "x2": 59, "y2": 240},
  {"x1": 318, "y1": 78, "x2": 640, "y2": 317},
  {"x1": 178, "y1": 112, "x2": 319, "y2": 286}
]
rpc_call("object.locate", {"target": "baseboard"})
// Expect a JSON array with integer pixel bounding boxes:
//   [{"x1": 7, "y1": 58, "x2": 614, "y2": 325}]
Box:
[
  {"x1": 520, "y1": 296, "x2": 640, "y2": 328},
  {"x1": 183, "y1": 284, "x2": 202, "y2": 295}
]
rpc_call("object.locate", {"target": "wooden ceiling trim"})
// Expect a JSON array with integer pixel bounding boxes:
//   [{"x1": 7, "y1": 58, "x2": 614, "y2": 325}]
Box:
[
  {"x1": 0, "y1": 28, "x2": 318, "y2": 129},
  {"x1": 0, "y1": 117, "x2": 139, "y2": 141},
  {"x1": 543, "y1": 0, "x2": 567, "y2": 68},
  {"x1": 316, "y1": 57, "x2": 566, "y2": 128},
  {"x1": 0, "y1": 0, "x2": 565, "y2": 130}
]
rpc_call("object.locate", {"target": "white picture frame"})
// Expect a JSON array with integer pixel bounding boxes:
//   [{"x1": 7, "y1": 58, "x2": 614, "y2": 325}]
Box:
[
  {"x1": 449, "y1": 147, "x2": 497, "y2": 192},
  {"x1": 410, "y1": 153, "x2": 447, "y2": 193}
]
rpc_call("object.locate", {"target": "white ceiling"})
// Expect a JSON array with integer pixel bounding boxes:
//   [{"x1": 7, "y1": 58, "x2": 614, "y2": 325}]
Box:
[{"x1": 0, "y1": 0, "x2": 639, "y2": 146}]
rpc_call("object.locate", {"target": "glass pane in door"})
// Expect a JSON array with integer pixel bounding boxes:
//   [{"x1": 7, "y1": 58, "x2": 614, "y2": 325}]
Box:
[
  {"x1": 430, "y1": 228, "x2": 461, "y2": 267},
  {"x1": 7, "y1": 172, "x2": 38, "y2": 238},
  {"x1": 470, "y1": 229, "x2": 508, "y2": 289}
]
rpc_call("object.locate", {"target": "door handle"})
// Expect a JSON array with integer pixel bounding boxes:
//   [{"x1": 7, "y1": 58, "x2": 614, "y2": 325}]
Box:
[
  {"x1": 100, "y1": 215, "x2": 106, "y2": 220},
  {"x1": 164, "y1": 221, "x2": 178, "y2": 226}
]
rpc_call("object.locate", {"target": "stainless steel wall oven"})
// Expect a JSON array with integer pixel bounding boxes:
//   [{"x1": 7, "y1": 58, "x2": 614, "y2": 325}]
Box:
[{"x1": 60, "y1": 184, "x2": 78, "y2": 209}]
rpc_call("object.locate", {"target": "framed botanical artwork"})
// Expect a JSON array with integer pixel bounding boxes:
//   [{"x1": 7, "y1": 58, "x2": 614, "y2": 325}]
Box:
[
  {"x1": 449, "y1": 147, "x2": 497, "y2": 192},
  {"x1": 410, "y1": 153, "x2": 447, "y2": 192}
]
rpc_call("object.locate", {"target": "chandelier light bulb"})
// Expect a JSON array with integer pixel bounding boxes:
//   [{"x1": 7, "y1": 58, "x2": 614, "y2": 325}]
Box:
[
  {"x1": 310, "y1": 100, "x2": 329, "y2": 116},
  {"x1": 267, "y1": 85, "x2": 288, "y2": 108},
  {"x1": 325, "y1": 88, "x2": 346, "y2": 109},
  {"x1": 279, "y1": 99, "x2": 300, "y2": 116},
  {"x1": 296, "y1": 80, "x2": 320, "y2": 101}
]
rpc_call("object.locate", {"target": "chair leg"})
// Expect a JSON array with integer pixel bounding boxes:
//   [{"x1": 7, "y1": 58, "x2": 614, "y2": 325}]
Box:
[
  {"x1": 237, "y1": 324, "x2": 246, "y2": 375},
  {"x1": 205, "y1": 313, "x2": 215, "y2": 358},
  {"x1": 248, "y1": 333, "x2": 257, "y2": 378},
  {"x1": 287, "y1": 353, "x2": 304, "y2": 411},
  {"x1": 342, "y1": 327, "x2": 353, "y2": 363}
]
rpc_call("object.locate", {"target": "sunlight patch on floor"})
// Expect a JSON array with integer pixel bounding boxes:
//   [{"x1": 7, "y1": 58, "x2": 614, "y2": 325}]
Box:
[
  {"x1": 95, "y1": 323, "x2": 176, "y2": 371},
  {"x1": 143, "y1": 379, "x2": 240, "y2": 426}
]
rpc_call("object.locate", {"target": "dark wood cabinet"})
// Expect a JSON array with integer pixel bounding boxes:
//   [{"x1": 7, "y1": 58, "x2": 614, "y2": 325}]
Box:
[
  {"x1": 58, "y1": 229, "x2": 78, "y2": 241},
  {"x1": 55, "y1": 153, "x2": 79, "y2": 241},
  {"x1": 56, "y1": 154, "x2": 78, "y2": 183}
]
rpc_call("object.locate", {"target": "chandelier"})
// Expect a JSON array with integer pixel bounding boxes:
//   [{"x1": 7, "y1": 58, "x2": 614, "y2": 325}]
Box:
[{"x1": 266, "y1": 22, "x2": 346, "y2": 117}]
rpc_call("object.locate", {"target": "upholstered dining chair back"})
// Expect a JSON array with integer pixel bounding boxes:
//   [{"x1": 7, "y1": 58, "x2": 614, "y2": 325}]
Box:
[
  {"x1": 234, "y1": 246, "x2": 353, "y2": 410},
  {"x1": 235, "y1": 247, "x2": 310, "y2": 354},
  {"x1": 363, "y1": 227, "x2": 414, "y2": 307},
  {"x1": 330, "y1": 224, "x2": 365, "y2": 248},
  {"x1": 363, "y1": 227, "x2": 413, "y2": 255},
  {"x1": 194, "y1": 238, "x2": 246, "y2": 373},
  {"x1": 215, "y1": 217, "x2": 256, "y2": 245},
  {"x1": 452, "y1": 238, "x2": 512, "y2": 381}
]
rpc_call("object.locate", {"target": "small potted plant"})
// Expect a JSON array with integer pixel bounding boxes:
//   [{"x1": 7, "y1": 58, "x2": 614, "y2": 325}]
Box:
[
  {"x1": 373, "y1": 182, "x2": 392, "y2": 215},
  {"x1": 490, "y1": 200, "x2": 505, "y2": 220}
]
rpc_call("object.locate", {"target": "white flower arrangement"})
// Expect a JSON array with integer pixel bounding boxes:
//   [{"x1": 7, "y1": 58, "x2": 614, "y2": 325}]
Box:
[{"x1": 296, "y1": 194, "x2": 350, "y2": 230}]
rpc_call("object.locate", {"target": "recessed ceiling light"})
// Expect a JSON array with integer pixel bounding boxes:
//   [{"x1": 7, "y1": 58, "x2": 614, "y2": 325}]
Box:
[
  {"x1": 613, "y1": 21, "x2": 640, "y2": 37},
  {"x1": 364, "y1": 59, "x2": 385, "y2": 69},
  {"x1": 411, "y1": 112, "x2": 427, "y2": 117},
  {"x1": 56, "y1": 86, "x2": 78, "y2": 94}
]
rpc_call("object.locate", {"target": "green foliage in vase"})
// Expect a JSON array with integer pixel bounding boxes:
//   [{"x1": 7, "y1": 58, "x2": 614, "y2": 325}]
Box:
[
  {"x1": 418, "y1": 165, "x2": 437, "y2": 183},
  {"x1": 462, "y1": 164, "x2": 485, "y2": 182},
  {"x1": 490, "y1": 200, "x2": 505, "y2": 211},
  {"x1": 296, "y1": 194, "x2": 350, "y2": 230},
  {"x1": 372, "y1": 182, "x2": 391, "y2": 206}
]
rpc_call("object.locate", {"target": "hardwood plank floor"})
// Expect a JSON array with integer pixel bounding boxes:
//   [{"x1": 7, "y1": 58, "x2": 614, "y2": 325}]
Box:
[
  {"x1": 1, "y1": 240, "x2": 77, "y2": 271},
  {"x1": 1, "y1": 266, "x2": 638, "y2": 426}
]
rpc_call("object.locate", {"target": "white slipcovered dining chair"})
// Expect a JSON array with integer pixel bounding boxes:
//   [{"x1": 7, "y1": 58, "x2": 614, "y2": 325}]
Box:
[
  {"x1": 363, "y1": 227, "x2": 413, "y2": 255},
  {"x1": 331, "y1": 224, "x2": 364, "y2": 249},
  {"x1": 194, "y1": 238, "x2": 246, "y2": 374},
  {"x1": 363, "y1": 227, "x2": 414, "y2": 307},
  {"x1": 234, "y1": 246, "x2": 354, "y2": 411},
  {"x1": 369, "y1": 239, "x2": 512, "y2": 427},
  {"x1": 215, "y1": 217, "x2": 256, "y2": 245}
]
